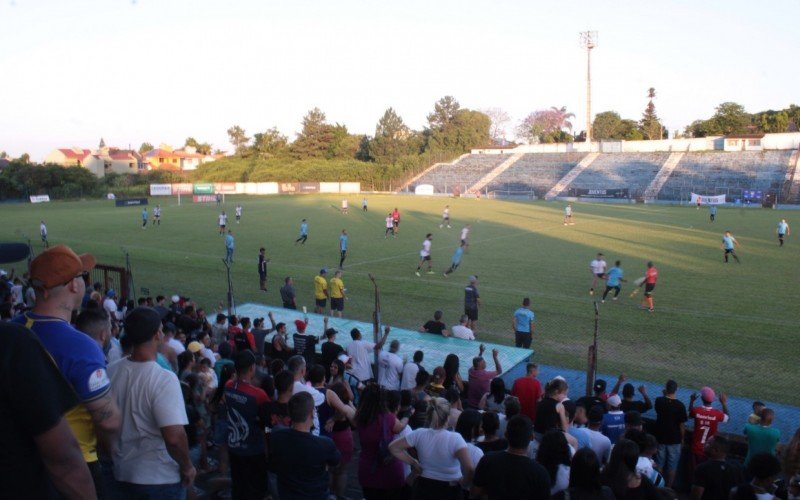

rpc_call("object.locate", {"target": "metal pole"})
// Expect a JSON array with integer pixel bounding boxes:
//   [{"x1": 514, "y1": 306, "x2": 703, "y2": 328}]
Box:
[
  {"x1": 124, "y1": 250, "x2": 136, "y2": 302},
  {"x1": 586, "y1": 300, "x2": 600, "y2": 396},
  {"x1": 222, "y1": 258, "x2": 235, "y2": 316}
]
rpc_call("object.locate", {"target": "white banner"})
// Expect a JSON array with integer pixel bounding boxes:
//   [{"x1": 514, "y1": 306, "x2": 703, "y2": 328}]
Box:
[
  {"x1": 30, "y1": 195, "x2": 51, "y2": 203},
  {"x1": 149, "y1": 184, "x2": 173, "y2": 196},
  {"x1": 415, "y1": 184, "x2": 435, "y2": 195},
  {"x1": 339, "y1": 182, "x2": 361, "y2": 194},
  {"x1": 319, "y1": 182, "x2": 340, "y2": 193},
  {"x1": 691, "y1": 193, "x2": 726, "y2": 205}
]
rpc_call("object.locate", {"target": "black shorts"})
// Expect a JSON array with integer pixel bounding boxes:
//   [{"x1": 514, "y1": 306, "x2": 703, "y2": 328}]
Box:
[
  {"x1": 220, "y1": 224, "x2": 226, "y2": 230},
  {"x1": 460, "y1": 239, "x2": 467, "y2": 246},
  {"x1": 341, "y1": 250, "x2": 347, "y2": 258},
  {"x1": 236, "y1": 215, "x2": 241, "y2": 220},
  {"x1": 465, "y1": 307, "x2": 478, "y2": 321},
  {"x1": 331, "y1": 297, "x2": 344, "y2": 311},
  {"x1": 778, "y1": 233, "x2": 786, "y2": 239},
  {"x1": 595, "y1": 273, "x2": 606, "y2": 278},
  {"x1": 421, "y1": 255, "x2": 431, "y2": 261},
  {"x1": 515, "y1": 331, "x2": 532, "y2": 349},
  {"x1": 724, "y1": 248, "x2": 735, "y2": 254},
  {"x1": 393, "y1": 220, "x2": 399, "y2": 227},
  {"x1": 315, "y1": 298, "x2": 327, "y2": 308},
  {"x1": 644, "y1": 283, "x2": 655, "y2": 297}
]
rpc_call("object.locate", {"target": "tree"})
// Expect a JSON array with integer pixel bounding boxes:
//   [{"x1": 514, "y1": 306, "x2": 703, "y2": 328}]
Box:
[
  {"x1": 290, "y1": 108, "x2": 335, "y2": 159},
  {"x1": 138, "y1": 142, "x2": 154, "y2": 155},
  {"x1": 592, "y1": 111, "x2": 624, "y2": 140},
  {"x1": 712, "y1": 102, "x2": 750, "y2": 135},
  {"x1": 252, "y1": 127, "x2": 288, "y2": 159},
  {"x1": 368, "y1": 107, "x2": 412, "y2": 163},
  {"x1": 640, "y1": 88, "x2": 664, "y2": 140},
  {"x1": 516, "y1": 106, "x2": 575, "y2": 143},
  {"x1": 427, "y1": 96, "x2": 460, "y2": 130},
  {"x1": 482, "y1": 107, "x2": 511, "y2": 142},
  {"x1": 227, "y1": 125, "x2": 250, "y2": 157},
  {"x1": 426, "y1": 109, "x2": 491, "y2": 153},
  {"x1": 19, "y1": 153, "x2": 30, "y2": 164},
  {"x1": 98, "y1": 138, "x2": 106, "y2": 149},
  {"x1": 0, "y1": 151, "x2": 7, "y2": 159},
  {"x1": 184, "y1": 137, "x2": 212, "y2": 155},
  {"x1": 755, "y1": 111, "x2": 789, "y2": 133},
  {"x1": 327, "y1": 124, "x2": 361, "y2": 160}
]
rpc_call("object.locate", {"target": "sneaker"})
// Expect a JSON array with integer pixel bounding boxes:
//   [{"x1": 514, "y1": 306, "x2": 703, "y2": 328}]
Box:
[
  {"x1": 426, "y1": 270, "x2": 434, "y2": 274},
  {"x1": 447, "y1": 225, "x2": 451, "y2": 228},
  {"x1": 601, "y1": 299, "x2": 605, "y2": 303},
  {"x1": 589, "y1": 289, "x2": 594, "y2": 296},
  {"x1": 439, "y1": 225, "x2": 443, "y2": 228},
  {"x1": 443, "y1": 273, "x2": 448, "y2": 277},
  {"x1": 648, "y1": 308, "x2": 655, "y2": 312},
  {"x1": 612, "y1": 297, "x2": 618, "y2": 301},
  {"x1": 415, "y1": 271, "x2": 420, "y2": 277}
]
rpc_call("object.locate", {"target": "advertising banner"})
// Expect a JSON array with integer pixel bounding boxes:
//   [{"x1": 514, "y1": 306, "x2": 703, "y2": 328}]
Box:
[
  {"x1": 570, "y1": 188, "x2": 629, "y2": 198},
  {"x1": 279, "y1": 183, "x2": 298, "y2": 194},
  {"x1": 319, "y1": 182, "x2": 340, "y2": 193},
  {"x1": 690, "y1": 193, "x2": 726, "y2": 205},
  {"x1": 115, "y1": 198, "x2": 148, "y2": 207},
  {"x1": 192, "y1": 195, "x2": 217, "y2": 203},
  {"x1": 171, "y1": 183, "x2": 193, "y2": 195},
  {"x1": 214, "y1": 182, "x2": 237, "y2": 193},
  {"x1": 193, "y1": 183, "x2": 215, "y2": 195},
  {"x1": 298, "y1": 182, "x2": 320, "y2": 193},
  {"x1": 256, "y1": 182, "x2": 279, "y2": 194},
  {"x1": 339, "y1": 182, "x2": 361, "y2": 193},
  {"x1": 29, "y1": 195, "x2": 51, "y2": 203},
  {"x1": 149, "y1": 184, "x2": 173, "y2": 196},
  {"x1": 415, "y1": 184, "x2": 435, "y2": 195}
]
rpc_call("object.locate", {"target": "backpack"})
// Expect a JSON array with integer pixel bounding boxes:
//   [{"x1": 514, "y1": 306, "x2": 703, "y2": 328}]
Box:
[{"x1": 233, "y1": 332, "x2": 251, "y2": 353}]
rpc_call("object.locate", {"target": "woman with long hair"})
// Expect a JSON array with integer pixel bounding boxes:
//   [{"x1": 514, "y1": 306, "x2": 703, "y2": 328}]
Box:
[
  {"x1": 389, "y1": 397, "x2": 474, "y2": 500},
  {"x1": 442, "y1": 354, "x2": 464, "y2": 393},
  {"x1": 329, "y1": 381, "x2": 356, "y2": 500},
  {"x1": 476, "y1": 412, "x2": 507, "y2": 453},
  {"x1": 533, "y1": 377, "x2": 569, "y2": 436},
  {"x1": 479, "y1": 378, "x2": 507, "y2": 412},
  {"x1": 454, "y1": 410, "x2": 484, "y2": 492},
  {"x1": 601, "y1": 438, "x2": 658, "y2": 499},
  {"x1": 177, "y1": 350, "x2": 195, "y2": 381},
  {"x1": 209, "y1": 364, "x2": 235, "y2": 476},
  {"x1": 355, "y1": 384, "x2": 409, "y2": 499},
  {"x1": 536, "y1": 429, "x2": 572, "y2": 495},
  {"x1": 552, "y1": 448, "x2": 615, "y2": 500}
]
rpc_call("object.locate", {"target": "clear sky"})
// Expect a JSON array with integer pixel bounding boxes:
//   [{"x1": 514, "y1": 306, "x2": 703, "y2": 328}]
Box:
[{"x1": 1, "y1": 0, "x2": 798, "y2": 160}]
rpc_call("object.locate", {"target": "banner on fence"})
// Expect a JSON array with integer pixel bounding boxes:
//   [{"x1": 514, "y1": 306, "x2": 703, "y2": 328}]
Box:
[
  {"x1": 115, "y1": 198, "x2": 148, "y2": 207},
  {"x1": 570, "y1": 188, "x2": 629, "y2": 198},
  {"x1": 193, "y1": 183, "x2": 215, "y2": 195},
  {"x1": 298, "y1": 182, "x2": 319, "y2": 193},
  {"x1": 171, "y1": 183, "x2": 193, "y2": 195},
  {"x1": 149, "y1": 184, "x2": 173, "y2": 196},
  {"x1": 340, "y1": 182, "x2": 361, "y2": 193},
  {"x1": 690, "y1": 193, "x2": 726, "y2": 205},
  {"x1": 415, "y1": 184, "x2": 435, "y2": 195},
  {"x1": 257, "y1": 182, "x2": 279, "y2": 194},
  {"x1": 193, "y1": 195, "x2": 217, "y2": 203},
  {"x1": 214, "y1": 182, "x2": 237, "y2": 194},
  {"x1": 742, "y1": 190, "x2": 763, "y2": 201},
  {"x1": 319, "y1": 182, "x2": 340, "y2": 193},
  {"x1": 279, "y1": 183, "x2": 298, "y2": 193},
  {"x1": 29, "y1": 195, "x2": 51, "y2": 203}
]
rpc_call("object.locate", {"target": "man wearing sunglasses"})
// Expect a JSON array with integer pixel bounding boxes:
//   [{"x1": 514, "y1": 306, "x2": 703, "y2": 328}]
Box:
[{"x1": 13, "y1": 244, "x2": 122, "y2": 497}]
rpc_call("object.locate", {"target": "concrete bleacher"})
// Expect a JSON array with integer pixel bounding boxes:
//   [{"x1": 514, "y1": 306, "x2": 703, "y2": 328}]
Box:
[
  {"x1": 413, "y1": 154, "x2": 511, "y2": 194},
  {"x1": 486, "y1": 153, "x2": 586, "y2": 197},
  {"x1": 657, "y1": 151, "x2": 793, "y2": 201},
  {"x1": 561, "y1": 152, "x2": 669, "y2": 198}
]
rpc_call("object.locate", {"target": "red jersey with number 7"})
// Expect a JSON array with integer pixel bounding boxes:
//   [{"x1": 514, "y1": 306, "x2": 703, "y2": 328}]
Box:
[{"x1": 690, "y1": 405, "x2": 728, "y2": 455}]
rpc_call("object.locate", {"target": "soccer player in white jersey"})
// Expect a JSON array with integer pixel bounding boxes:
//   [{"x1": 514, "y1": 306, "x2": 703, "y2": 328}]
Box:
[
  {"x1": 40, "y1": 220, "x2": 49, "y2": 248},
  {"x1": 235, "y1": 204, "x2": 242, "y2": 223},
  {"x1": 152, "y1": 205, "x2": 161, "y2": 226},
  {"x1": 460, "y1": 224, "x2": 471, "y2": 248},
  {"x1": 415, "y1": 234, "x2": 434, "y2": 276},
  {"x1": 589, "y1": 253, "x2": 607, "y2": 296},
  {"x1": 564, "y1": 203, "x2": 574, "y2": 225},
  {"x1": 440, "y1": 205, "x2": 451, "y2": 228},
  {"x1": 218, "y1": 211, "x2": 228, "y2": 235},
  {"x1": 384, "y1": 213, "x2": 394, "y2": 238}
]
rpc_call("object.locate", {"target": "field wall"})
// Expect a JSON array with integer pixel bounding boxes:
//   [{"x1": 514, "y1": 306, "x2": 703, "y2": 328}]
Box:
[{"x1": 149, "y1": 182, "x2": 360, "y2": 196}]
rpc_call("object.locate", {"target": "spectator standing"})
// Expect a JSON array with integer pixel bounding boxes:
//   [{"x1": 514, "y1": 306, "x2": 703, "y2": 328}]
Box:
[
  {"x1": 691, "y1": 435, "x2": 744, "y2": 500},
  {"x1": 533, "y1": 378, "x2": 569, "y2": 437},
  {"x1": 620, "y1": 381, "x2": 653, "y2": 414},
  {"x1": 269, "y1": 392, "x2": 342, "y2": 499},
  {"x1": 15, "y1": 245, "x2": 121, "y2": 497},
  {"x1": 552, "y1": 448, "x2": 615, "y2": 500},
  {"x1": 479, "y1": 378, "x2": 508, "y2": 413},
  {"x1": 401, "y1": 350, "x2": 424, "y2": 391},
  {"x1": 472, "y1": 415, "x2": 551, "y2": 499},
  {"x1": 600, "y1": 438, "x2": 658, "y2": 499},
  {"x1": 389, "y1": 397, "x2": 474, "y2": 499},
  {"x1": 688, "y1": 387, "x2": 729, "y2": 465},
  {"x1": 601, "y1": 394, "x2": 626, "y2": 443},
  {"x1": 730, "y1": 453, "x2": 783, "y2": 499},
  {"x1": 280, "y1": 277, "x2": 297, "y2": 309},
  {"x1": 511, "y1": 362, "x2": 543, "y2": 421},
  {"x1": 654, "y1": 379, "x2": 688, "y2": 488},
  {"x1": 257, "y1": 247, "x2": 269, "y2": 292},
  {"x1": 586, "y1": 406, "x2": 613, "y2": 465},
  {"x1": 225, "y1": 351, "x2": 269, "y2": 500},
  {"x1": 346, "y1": 326, "x2": 390, "y2": 384},
  {"x1": 743, "y1": 408, "x2": 781, "y2": 466},
  {"x1": 512, "y1": 297, "x2": 536, "y2": 348},
  {"x1": 467, "y1": 344, "x2": 502, "y2": 409},
  {"x1": 109, "y1": 307, "x2": 195, "y2": 498},
  {"x1": 378, "y1": 339, "x2": 404, "y2": 390},
  {"x1": 442, "y1": 353, "x2": 464, "y2": 394},
  {"x1": 319, "y1": 327, "x2": 344, "y2": 376},
  {"x1": 563, "y1": 400, "x2": 593, "y2": 451},
  {"x1": 537, "y1": 429, "x2": 572, "y2": 496},
  {"x1": 464, "y1": 275, "x2": 481, "y2": 331}
]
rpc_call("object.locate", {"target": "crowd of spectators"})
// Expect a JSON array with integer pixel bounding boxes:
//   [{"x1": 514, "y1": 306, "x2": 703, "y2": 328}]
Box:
[{"x1": 1, "y1": 246, "x2": 799, "y2": 500}]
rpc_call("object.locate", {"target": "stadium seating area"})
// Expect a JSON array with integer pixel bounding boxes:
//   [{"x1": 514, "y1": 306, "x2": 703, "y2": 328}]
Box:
[
  {"x1": 486, "y1": 153, "x2": 587, "y2": 197},
  {"x1": 657, "y1": 151, "x2": 793, "y2": 201},
  {"x1": 560, "y1": 153, "x2": 669, "y2": 198},
  {"x1": 414, "y1": 154, "x2": 511, "y2": 193}
]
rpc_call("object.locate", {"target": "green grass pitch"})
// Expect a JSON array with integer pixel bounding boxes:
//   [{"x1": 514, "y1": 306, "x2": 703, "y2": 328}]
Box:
[{"x1": 2, "y1": 195, "x2": 797, "y2": 404}]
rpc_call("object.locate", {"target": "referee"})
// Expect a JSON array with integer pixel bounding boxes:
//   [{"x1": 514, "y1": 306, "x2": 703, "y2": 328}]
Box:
[
  {"x1": 258, "y1": 247, "x2": 270, "y2": 292},
  {"x1": 512, "y1": 297, "x2": 535, "y2": 348}
]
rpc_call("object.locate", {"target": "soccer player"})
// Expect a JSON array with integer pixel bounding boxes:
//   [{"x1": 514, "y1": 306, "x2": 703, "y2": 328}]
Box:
[
  {"x1": 415, "y1": 233, "x2": 433, "y2": 276},
  {"x1": 295, "y1": 218, "x2": 308, "y2": 245},
  {"x1": 721, "y1": 230, "x2": 740, "y2": 263},
  {"x1": 235, "y1": 204, "x2": 242, "y2": 224},
  {"x1": 141, "y1": 206, "x2": 148, "y2": 229},
  {"x1": 314, "y1": 269, "x2": 328, "y2": 314},
  {"x1": 564, "y1": 203, "x2": 574, "y2": 225},
  {"x1": 443, "y1": 243, "x2": 464, "y2": 277},
  {"x1": 40, "y1": 220, "x2": 49, "y2": 248},
  {"x1": 152, "y1": 204, "x2": 162, "y2": 226},
  {"x1": 460, "y1": 224, "x2": 471, "y2": 248},
  {"x1": 601, "y1": 260, "x2": 626, "y2": 302},
  {"x1": 218, "y1": 211, "x2": 227, "y2": 235},
  {"x1": 440, "y1": 205, "x2": 451, "y2": 228},
  {"x1": 362, "y1": 198, "x2": 368, "y2": 211},
  {"x1": 708, "y1": 205, "x2": 716, "y2": 223},
  {"x1": 341, "y1": 199, "x2": 349, "y2": 214},
  {"x1": 329, "y1": 270, "x2": 346, "y2": 318},
  {"x1": 224, "y1": 230, "x2": 235, "y2": 264},
  {"x1": 338, "y1": 229, "x2": 348, "y2": 269},
  {"x1": 638, "y1": 261, "x2": 658, "y2": 312},
  {"x1": 258, "y1": 247, "x2": 270, "y2": 292},
  {"x1": 384, "y1": 213, "x2": 394, "y2": 238},
  {"x1": 589, "y1": 253, "x2": 607, "y2": 296},
  {"x1": 391, "y1": 208, "x2": 400, "y2": 235},
  {"x1": 464, "y1": 275, "x2": 481, "y2": 331},
  {"x1": 777, "y1": 219, "x2": 790, "y2": 246}
]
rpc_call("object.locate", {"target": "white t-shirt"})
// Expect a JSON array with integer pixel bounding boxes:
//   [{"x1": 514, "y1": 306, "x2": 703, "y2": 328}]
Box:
[
  {"x1": 377, "y1": 351, "x2": 403, "y2": 390},
  {"x1": 167, "y1": 337, "x2": 186, "y2": 355},
  {"x1": 586, "y1": 428, "x2": 612, "y2": 464},
  {"x1": 103, "y1": 297, "x2": 122, "y2": 321},
  {"x1": 107, "y1": 337, "x2": 123, "y2": 364},
  {"x1": 463, "y1": 442, "x2": 484, "y2": 489},
  {"x1": 346, "y1": 339, "x2": 376, "y2": 381},
  {"x1": 219, "y1": 214, "x2": 227, "y2": 225},
  {"x1": 590, "y1": 259, "x2": 607, "y2": 274},
  {"x1": 461, "y1": 227, "x2": 469, "y2": 240},
  {"x1": 386, "y1": 216, "x2": 393, "y2": 228},
  {"x1": 342, "y1": 200, "x2": 348, "y2": 208},
  {"x1": 109, "y1": 358, "x2": 188, "y2": 485},
  {"x1": 405, "y1": 428, "x2": 467, "y2": 481},
  {"x1": 420, "y1": 239, "x2": 432, "y2": 257},
  {"x1": 451, "y1": 324, "x2": 475, "y2": 340},
  {"x1": 199, "y1": 346, "x2": 216, "y2": 366},
  {"x1": 292, "y1": 380, "x2": 324, "y2": 436},
  {"x1": 10, "y1": 284, "x2": 23, "y2": 305},
  {"x1": 235, "y1": 206, "x2": 242, "y2": 216},
  {"x1": 40, "y1": 223, "x2": 47, "y2": 236},
  {"x1": 551, "y1": 464, "x2": 570, "y2": 496},
  {"x1": 400, "y1": 362, "x2": 420, "y2": 391},
  {"x1": 443, "y1": 208, "x2": 449, "y2": 218},
  {"x1": 395, "y1": 423, "x2": 414, "y2": 478},
  {"x1": 636, "y1": 456, "x2": 655, "y2": 479}
]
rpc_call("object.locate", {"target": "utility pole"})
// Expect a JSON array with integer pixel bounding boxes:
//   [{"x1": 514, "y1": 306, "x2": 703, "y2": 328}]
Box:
[{"x1": 580, "y1": 31, "x2": 598, "y2": 145}]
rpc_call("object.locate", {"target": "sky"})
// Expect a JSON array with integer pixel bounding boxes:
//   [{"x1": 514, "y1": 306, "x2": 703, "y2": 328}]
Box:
[{"x1": 1, "y1": 0, "x2": 798, "y2": 160}]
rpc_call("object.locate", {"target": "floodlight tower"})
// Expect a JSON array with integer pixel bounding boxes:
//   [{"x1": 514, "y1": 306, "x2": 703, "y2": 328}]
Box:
[{"x1": 580, "y1": 31, "x2": 597, "y2": 144}]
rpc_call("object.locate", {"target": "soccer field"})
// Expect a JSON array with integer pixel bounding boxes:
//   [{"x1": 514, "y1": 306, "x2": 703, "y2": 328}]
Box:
[{"x1": 2, "y1": 195, "x2": 798, "y2": 405}]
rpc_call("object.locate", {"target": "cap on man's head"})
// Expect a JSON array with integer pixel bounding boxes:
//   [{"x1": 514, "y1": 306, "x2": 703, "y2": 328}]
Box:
[
  {"x1": 700, "y1": 386, "x2": 716, "y2": 403},
  {"x1": 607, "y1": 394, "x2": 622, "y2": 408},
  {"x1": 171, "y1": 295, "x2": 180, "y2": 303},
  {"x1": 123, "y1": 307, "x2": 162, "y2": 346},
  {"x1": 594, "y1": 379, "x2": 607, "y2": 393},
  {"x1": 30, "y1": 244, "x2": 96, "y2": 289},
  {"x1": 294, "y1": 319, "x2": 307, "y2": 333},
  {"x1": 320, "y1": 268, "x2": 327, "y2": 275},
  {"x1": 187, "y1": 341, "x2": 203, "y2": 354},
  {"x1": 106, "y1": 289, "x2": 116, "y2": 298},
  {"x1": 468, "y1": 275, "x2": 477, "y2": 283}
]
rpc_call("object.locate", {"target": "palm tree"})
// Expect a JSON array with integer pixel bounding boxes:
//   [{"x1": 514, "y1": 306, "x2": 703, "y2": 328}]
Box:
[{"x1": 550, "y1": 106, "x2": 575, "y2": 131}]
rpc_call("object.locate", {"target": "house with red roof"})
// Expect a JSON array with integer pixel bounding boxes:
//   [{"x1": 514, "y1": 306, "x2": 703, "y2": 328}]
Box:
[{"x1": 44, "y1": 147, "x2": 143, "y2": 177}]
